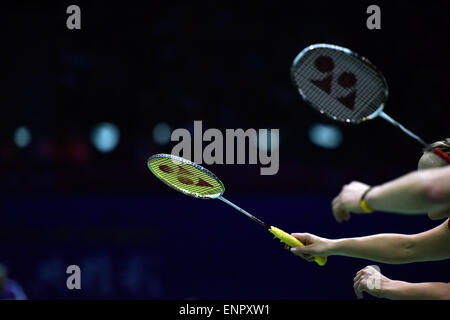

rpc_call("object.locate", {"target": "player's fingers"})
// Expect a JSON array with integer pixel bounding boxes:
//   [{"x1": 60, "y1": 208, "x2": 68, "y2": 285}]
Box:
[
  {"x1": 355, "y1": 267, "x2": 367, "y2": 278},
  {"x1": 353, "y1": 278, "x2": 364, "y2": 299},
  {"x1": 342, "y1": 210, "x2": 350, "y2": 221},
  {"x1": 297, "y1": 256, "x2": 314, "y2": 263},
  {"x1": 332, "y1": 195, "x2": 339, "y2": 206},
  {"x1": 353, "y1": 278, "x2": 360, "y2": 296},
  {"x1": 358, "y1": 279, "x2": 368, "y2": 299},
  {"x1": 300, "y1": 253, "x2": 314, "y2": 262},
  {"x1": 291, "y1": 244, "x2": 322, "y2": 257},
  {"x1": 333, "y1": 206, "x2": 350, "y2": 223},
  {"x1": 332, "y1": 204, "x2": 343, "y2": 223},
  {"x1": 290, "y1": 245, "x2": 316, "y2": 255},
  {"x1": 304, "y1": 254, "x2": 316, "y2": 262},
  {"x1": 292, "y1": 251, "x2": 314, "y2": 260},
  {"x1": 291, "y1": 233, "x2": 312, "y2": 244},
  {"x1": 353, "y1": 272, "x2": 363, "y2": 283}
]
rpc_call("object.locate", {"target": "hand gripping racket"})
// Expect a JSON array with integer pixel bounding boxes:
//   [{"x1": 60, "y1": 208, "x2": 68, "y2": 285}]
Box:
[
  {"x1": 147, "y1": 153, "x2": 327, "y2": 266},
  {"x1": 291, "y1": 43, "x2": 450, "y2": 163}
]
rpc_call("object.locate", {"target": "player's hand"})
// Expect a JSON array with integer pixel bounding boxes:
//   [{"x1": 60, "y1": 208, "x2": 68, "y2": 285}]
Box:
[
  {"x1": 332, "y1": 181, "x2": 371, "y2": 222},
  {"x1": 353, "y1": 265, "x2": 391, "y2": 299},
  {"x1": 290, "y1": 233, "x2": 332, "y2": 261}
]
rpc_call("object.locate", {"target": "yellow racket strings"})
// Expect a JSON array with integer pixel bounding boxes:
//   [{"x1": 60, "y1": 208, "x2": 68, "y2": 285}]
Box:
[{"x1": 148, "y1": 154, "x2": 224, "y2": 198}]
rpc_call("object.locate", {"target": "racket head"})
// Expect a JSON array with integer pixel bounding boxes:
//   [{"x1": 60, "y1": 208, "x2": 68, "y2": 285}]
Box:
[
  {"x1": 147, "y1": 154, "x2": 225, "y2": 199},
  {"x1": 291, "y1": 44, "x2": 389, "y2": 124}
]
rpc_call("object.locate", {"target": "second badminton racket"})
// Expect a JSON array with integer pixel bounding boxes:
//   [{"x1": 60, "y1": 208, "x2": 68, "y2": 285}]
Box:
[
  {"x1": 291, "y1": 43, "x2": 450, "y2": 163},
  {"x1": 147, "y1": 153, "x2": 327, "y2": 266}
]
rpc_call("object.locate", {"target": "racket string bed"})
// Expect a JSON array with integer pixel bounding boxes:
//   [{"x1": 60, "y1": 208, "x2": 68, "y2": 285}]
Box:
[
  {"x1": 291, "y1": 48, "x2": 387, "y2": 123},
  {"x1": 294, "y1": 68, "x2": 385, "y2": 122}
]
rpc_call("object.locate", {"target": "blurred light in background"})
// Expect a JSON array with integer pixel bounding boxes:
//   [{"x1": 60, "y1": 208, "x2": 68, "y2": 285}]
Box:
[
  {"x1": 91, "y1": 123, "x2": 120, "y2": 153},
  {"x1": 152, "y1": 122, "x2": 172, "y2": 146},
  {"x1": 14, "y1": 126, "x2": 32, "y2": 148},
  {"x1": 309, "y1": 123, "x2": 342, "y2": 149}
]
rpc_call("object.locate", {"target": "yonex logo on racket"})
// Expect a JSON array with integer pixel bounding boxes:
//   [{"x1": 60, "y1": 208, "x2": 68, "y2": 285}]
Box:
[
  {"x1": 158, "y1": 164, "x2": 214, "y2": 188},
  {"x1": 311, "y1": 55, "x2": 357, "y2": 110}
]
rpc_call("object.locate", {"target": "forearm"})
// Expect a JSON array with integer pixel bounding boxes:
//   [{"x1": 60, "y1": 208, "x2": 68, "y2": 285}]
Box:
[
  {"x1": 382, "y1": 280, "x2": 450, "y2": 300},
  {"x1": 367, "y1": 170, "x2": 450, "y2": 214},
  {"x1": 330, "y1": 234, "x2": 415, "y2": 264}
]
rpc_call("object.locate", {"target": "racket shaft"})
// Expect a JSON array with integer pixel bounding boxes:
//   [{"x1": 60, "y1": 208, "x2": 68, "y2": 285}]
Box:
[
  {"x1": 218, "y1": 197, "x2": 327, "y2": 266},
  {"x1": 379, "y1": 113, "x2": 450, "y2": 163},
  {"x1": 218, "y1": 196, "x2": 269, "y2": 228},
  {"x1": 379, "y1": 112, "x2": 428, "y2": 147}
]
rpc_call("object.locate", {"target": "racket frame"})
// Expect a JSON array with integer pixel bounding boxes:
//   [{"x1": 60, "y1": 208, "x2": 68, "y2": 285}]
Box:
[
  {"x1": 291, "y1": 43, "x2": 389, "y2": 124},
  {"x1": 147, "y1": 153, "x2": 225, "y2": 199},
  {"x1": 292, "y1": 43, "x2": 440, "y2": 151}
]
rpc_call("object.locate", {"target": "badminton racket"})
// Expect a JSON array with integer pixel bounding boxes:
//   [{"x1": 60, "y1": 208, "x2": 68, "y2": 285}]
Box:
[
  {"x1": 291, "y1": 43, "x2": 450, "y2": 163},
  {"x1": 147, "y1": 153, "x2": 327, "y2": 266}
]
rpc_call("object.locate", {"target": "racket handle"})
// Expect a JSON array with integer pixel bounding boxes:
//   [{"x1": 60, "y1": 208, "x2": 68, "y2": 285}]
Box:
[{"x1": 269, "y1": 226, "x2": 327, "y2": 266}]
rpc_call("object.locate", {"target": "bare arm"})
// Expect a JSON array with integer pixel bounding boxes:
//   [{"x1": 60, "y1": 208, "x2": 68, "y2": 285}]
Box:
[
  {"x1": 332, "y1": 166, "x2": 450, "y2": 222},
  {"x1": 367, "y1": 166, "x2": 450, "y2": 214},
  {"x1": 382, "y1": 281, "x2": 450, "y2": 300},
  {"x1": 292, "y1": 220, "x2": 450, "y2": 264},
  {"x1": 330, "y1": 233, "x2": 415, "y2": 264}
]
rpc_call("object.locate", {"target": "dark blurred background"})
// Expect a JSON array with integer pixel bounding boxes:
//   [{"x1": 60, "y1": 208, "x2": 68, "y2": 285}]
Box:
[{"x1": 1, "y1": 1, "x2": 449, "y2": 299}]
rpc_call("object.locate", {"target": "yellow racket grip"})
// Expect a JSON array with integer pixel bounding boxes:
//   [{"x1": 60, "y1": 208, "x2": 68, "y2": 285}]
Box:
[{"x1": 269, "y1": 226, "x2": 327, "y2": 266}]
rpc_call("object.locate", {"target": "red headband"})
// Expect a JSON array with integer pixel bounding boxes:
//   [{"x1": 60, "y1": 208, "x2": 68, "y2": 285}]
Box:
[{"x1": 433, "y1": 147, "x2": 450, "y2": 164}]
